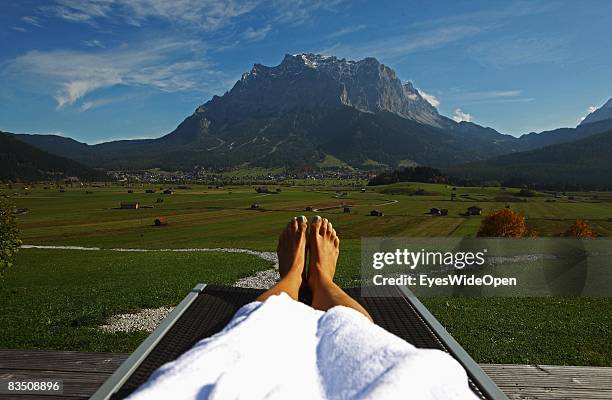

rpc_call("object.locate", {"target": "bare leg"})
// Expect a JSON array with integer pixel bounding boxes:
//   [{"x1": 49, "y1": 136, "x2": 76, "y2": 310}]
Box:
[
  {"x1": 256, "y1": 216, "x2": 307, "y2": 302},
  {"x1": 307, "y1": 216, "x2": 373, "y2": 321}
]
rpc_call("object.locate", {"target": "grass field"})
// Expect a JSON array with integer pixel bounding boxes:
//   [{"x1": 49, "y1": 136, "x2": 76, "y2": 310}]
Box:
[{"x1": 1, "y1": 182, "x2": 611, "y2": 365}]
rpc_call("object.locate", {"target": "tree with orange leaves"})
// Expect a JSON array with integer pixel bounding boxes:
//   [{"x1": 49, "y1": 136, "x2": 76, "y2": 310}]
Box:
[
  {"x1": 477, "y1": 208, "x2": 534, "y2": 237},
  {"x1": 564, "y1": 219, "x2": 595, "y2": 238}
]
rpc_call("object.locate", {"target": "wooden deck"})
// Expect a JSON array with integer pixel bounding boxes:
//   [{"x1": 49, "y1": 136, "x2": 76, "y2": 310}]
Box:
[{"x1": 0, "y1": 350, "x2": 611, "y2": 399}]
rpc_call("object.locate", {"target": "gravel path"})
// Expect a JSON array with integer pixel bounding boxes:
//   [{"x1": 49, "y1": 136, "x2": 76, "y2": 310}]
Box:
[{"x1": 99, "y1": 306, "x2": 174, "y2": 333}]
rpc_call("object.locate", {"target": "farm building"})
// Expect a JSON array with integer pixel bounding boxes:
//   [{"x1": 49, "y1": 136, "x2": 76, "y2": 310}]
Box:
[
  {"x1": 370, "y1": 209, "x2": 384, "y2": 217},
  {"x1": 466, "y1": 206, "x2": 482, "y2": 216},
  {"x1": 163, "y1": 189, "x2": 174, "y2": 195},
  {"x1": 145, "y1": 189, "x2": 156, "y2": 193},
  {"x1": 154, "y1": 217, "x2": 168, "y2": 226},
  {"x1": 127, "y1": 190, "x2": 133, "y2": 193},
  {"x1": 120, "y1": 202, "x2": 139, "y2": 209},
  {"x1": 251, "y1": 203, "x2": 260, "y2": 209},
  {"x1": 344, "y1": 207, "x2": 351, "y2": 213},
  {"x1": 430, "y1": 208, "x2": 449, "y2": 216}
]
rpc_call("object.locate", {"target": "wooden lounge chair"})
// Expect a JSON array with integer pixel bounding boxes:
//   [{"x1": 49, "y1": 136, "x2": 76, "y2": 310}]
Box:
[{"x1": 92, "y1": 284, "x2": 508, "y2": 400}]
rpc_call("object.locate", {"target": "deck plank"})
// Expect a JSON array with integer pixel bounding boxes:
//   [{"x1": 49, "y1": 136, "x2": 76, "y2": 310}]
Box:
[
  {"x1": 0, "y1": 350, "x2": 128, "y2": 374},
  {"x1": 481, "y1": 364, "x2": 612, "y2": 400},
  {"x1": 0, "y1": 351, "x2": 611, "y2": 399}
]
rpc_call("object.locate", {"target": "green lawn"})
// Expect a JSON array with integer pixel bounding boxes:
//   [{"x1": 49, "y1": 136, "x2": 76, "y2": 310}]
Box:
[
  {"x1": 0, "y1": 249, "x2": 271, "y2": 352},
  {"x1": 1, "y1": 182, "x2": 611, "y2": 365}
]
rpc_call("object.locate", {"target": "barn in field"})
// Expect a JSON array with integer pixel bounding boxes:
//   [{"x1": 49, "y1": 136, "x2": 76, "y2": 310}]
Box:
[
  {"x1": 120, "y1": 202, "x2": 140, "y2": 209},
  {"x1": 466, "y1": 206, "x2": 482, "y2": 216},
  {"x1": 370, "y1": 209, "x2": 384, "y2": 216},
  {"x1": 145, "y1": 189, "x2": 156, "y2": 193}
]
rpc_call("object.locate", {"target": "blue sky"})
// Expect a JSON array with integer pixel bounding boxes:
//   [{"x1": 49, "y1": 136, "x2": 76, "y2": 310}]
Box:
[{"x1": 1, "y1": 0, "x2": 611, "y2": 143}]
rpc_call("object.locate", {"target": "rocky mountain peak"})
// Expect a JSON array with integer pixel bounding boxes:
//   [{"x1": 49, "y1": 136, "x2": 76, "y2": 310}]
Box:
[
  {"x1": 212, "y1": 53, "x2": 443, "y2": 127},
  {"x1": 580, "y1": 98, "x2": 612, "y2": 125}
]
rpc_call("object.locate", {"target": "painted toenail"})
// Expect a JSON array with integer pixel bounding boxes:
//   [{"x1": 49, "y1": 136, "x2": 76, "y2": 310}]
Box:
[
  {"x1": 297, "y1": 215, "x2": 307, "y2": 222},
  {"x1": 313, "y1": 215, "x2": 321, "y2": 222}
]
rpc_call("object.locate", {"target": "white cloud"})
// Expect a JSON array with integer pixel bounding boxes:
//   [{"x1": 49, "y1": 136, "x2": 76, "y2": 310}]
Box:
[
  {"x1": 21, "y1": 16, "x2": 43, "y2": 27},
  {"x1": 453, "y1": 108, "x2": 473, "y2": 123},
  {"x1": 82, "y1": 39, "x2": 106, "y2": 48},
  {"x1": 4, "y1": 38, "x2": 214, "y2": 109},
  {"x1": 417, "y1": 89, "x2": 440, "y2": 108},
  {"x1": 579, "y1": 105, "x2": 598, "y2": 122},
  {"x1": 243, "y1": 25, "x2": 272, "y2": 41},
  {"x1": 11, "y1": 26, "x2": 27, "y2": 32}
]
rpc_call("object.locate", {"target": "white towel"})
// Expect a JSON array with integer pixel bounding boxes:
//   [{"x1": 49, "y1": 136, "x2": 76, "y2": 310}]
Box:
[{"x1": 128, "y1": 293, "x2": 478, "y2": 400}]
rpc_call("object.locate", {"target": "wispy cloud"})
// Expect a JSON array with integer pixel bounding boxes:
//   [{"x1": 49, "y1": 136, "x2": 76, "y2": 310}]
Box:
[
  {"x1": 453, "y1": 108, "x2": 473, "y2": 123},
  {"x1": 326, "y1": 24, "x2": 366, "y2": 39},
  {"x1": 447, "y1": 89, "x2": 535, "y2": 105},
  {"x1": 273, "y1": 0, "x2": 346, "y2": 25},
  {"x1": 411, "y1": 1, "x2": 556, "y2": 30},
  {"x1": 82, "y1": 39, "x2": 106, "y2": 48},
  {"x1": 43, "y1": 0, "x2": 258, "y2": 31},
  {"x1": 11, "y1": 26, "x2": 27, "y2": 32},
  {"x1": 41, "y1": 0, "x2": 341, "y2": 33},
  {"x1": 243, "y1": 24, "x2": 272, "y2": 41},
  {"x1": 80, "y1": 94, "x2": 134, "y2": 111},
  {"x1": 322, "y1": 24, "x2": 487, "y2": 60},
  {"x1": 468, "y1": 36, "x2": 568, "y2": 67},
  {"x1": 21, "y1": 16, "x2": 43, "y2": 27},
  {"x1": 417, "y1": 89, "x2": 440, "y2": 108},
  {"x1": 4, "y1": 38, "x2": 216, "y2": 109}
]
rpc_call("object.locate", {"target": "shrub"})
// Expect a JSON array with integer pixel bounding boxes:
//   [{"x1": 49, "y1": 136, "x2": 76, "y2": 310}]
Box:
[
  {"x1": 0, "y1": 197, "x2": 22, "y2": 277},
  {"x1": 477, "y1": 208, "x2": 536, "y2": 237},
  {"x1": 564, "y1": 220, "x2": 595, "y2": 238}
]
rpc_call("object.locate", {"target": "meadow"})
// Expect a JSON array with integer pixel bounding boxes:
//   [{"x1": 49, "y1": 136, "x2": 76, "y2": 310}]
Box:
[{"x1": 1, "y1": 182, "x2": 611, "y2": 365}]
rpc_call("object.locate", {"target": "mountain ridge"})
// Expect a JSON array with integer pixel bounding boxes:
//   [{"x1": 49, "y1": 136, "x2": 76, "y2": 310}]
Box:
[{"x1": 0, "y1": 132, "x2": 107, "y2": 181}]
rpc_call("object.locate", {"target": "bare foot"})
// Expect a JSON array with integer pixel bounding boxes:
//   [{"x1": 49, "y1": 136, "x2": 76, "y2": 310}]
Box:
[
  {"x1": 277, "y1": 216, "x2": 308, "y2": 280},
  {"x1": 307, "y1": 216, "x2": 340, "y2": 289}
]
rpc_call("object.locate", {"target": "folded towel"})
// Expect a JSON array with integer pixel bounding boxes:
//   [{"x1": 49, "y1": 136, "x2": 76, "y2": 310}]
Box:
[{"x1": 128, "y1": 293, "x2": 477, "y2": 400}]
